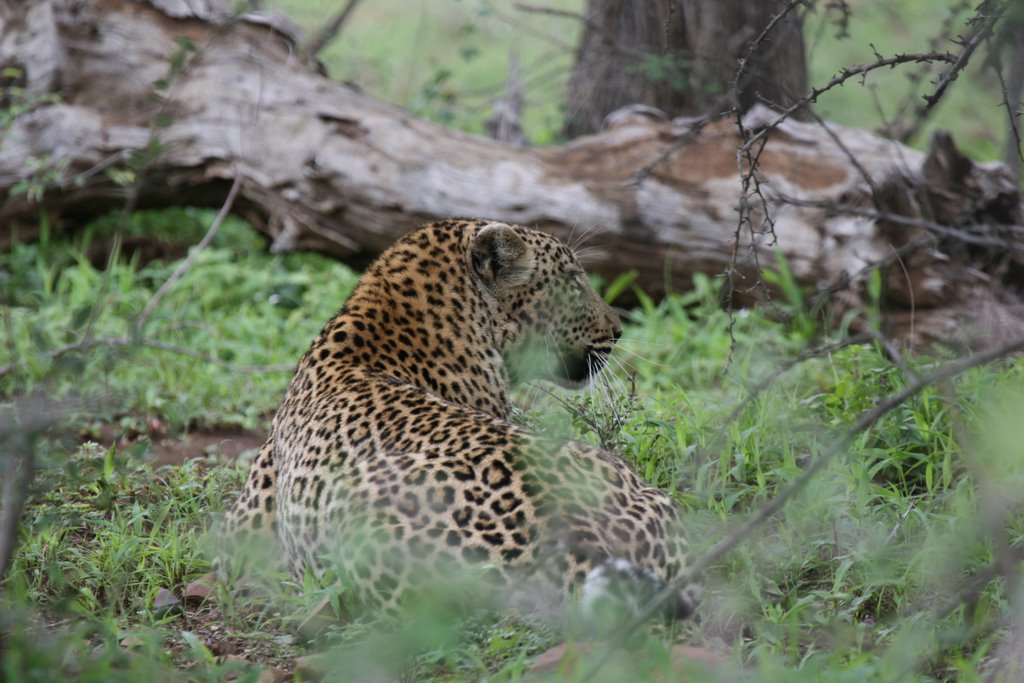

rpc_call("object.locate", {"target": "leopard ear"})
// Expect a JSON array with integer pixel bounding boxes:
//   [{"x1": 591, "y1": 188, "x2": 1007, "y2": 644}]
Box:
[{"x1": 470, "y1": 222, "x2": 534, "y2": 288}]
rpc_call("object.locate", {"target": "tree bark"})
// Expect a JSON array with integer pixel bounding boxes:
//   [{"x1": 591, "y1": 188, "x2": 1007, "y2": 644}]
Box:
[
  {"x1": 563, "y1": 0, "x2": 809, "y2": 138},
  {"x1": 1, "y1": 0, "x2": 1022, "y2": 348}
]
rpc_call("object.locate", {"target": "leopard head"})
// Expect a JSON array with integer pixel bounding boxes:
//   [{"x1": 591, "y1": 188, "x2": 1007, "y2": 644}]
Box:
[{"x1": 468, "y1": 222, "x2": 622, "y2": 389}]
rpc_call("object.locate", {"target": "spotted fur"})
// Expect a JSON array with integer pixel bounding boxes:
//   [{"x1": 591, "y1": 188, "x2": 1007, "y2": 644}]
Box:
[{"x1": 222, "y1": 219, "x2": 697, "y2": 619}]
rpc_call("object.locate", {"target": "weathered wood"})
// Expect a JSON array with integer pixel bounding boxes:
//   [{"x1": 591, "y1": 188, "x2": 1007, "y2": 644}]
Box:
[{"x1": 1, "y1": 0, "x2": 1022, "y2": 347}]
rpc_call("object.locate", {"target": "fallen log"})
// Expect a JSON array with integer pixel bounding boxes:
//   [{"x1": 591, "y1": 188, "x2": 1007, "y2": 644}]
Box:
[{"x1": 1, "y1": 0, "x2": 1022, "y2": 346}]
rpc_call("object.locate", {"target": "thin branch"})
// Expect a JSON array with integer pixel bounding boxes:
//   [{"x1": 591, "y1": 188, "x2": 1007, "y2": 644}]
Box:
[
  {"x1": 888, "y1": 0, "x2": 974, "y2": 141},
  {"x1": 991, "y1": 18, "x2": 1024, "y2": 182},
  {"x1": 803, "y1": 106, "x2": 882, "y2": 205},
  {"x1": 583, "y1": 334, "x2": 1024, "y2": 680},
  {"x1": 730, "y1": 0, "x2": 808, "y2": 98},
  {"x1": 914, "y1": 2, "x2": 1005, "y2": 128},
  {"x1": 633, "y1": 0, "x2": 806, "y2": 187},
  {"x1": 775, "y1": 195, "x2": 1024, "y2": 253},
  {"x1": 136, "y1": 175, "x2": 241, "y2": 331},
  {"x1": 298, "y1": 0, "x2": 364, "y2": 64},
  {"x1": 739, "y1": 51, "x2": 957, "y2": 155},
  {"x1": 513, "y1": 2, "x2": 649, "y2": 60},
  {"x1": 630, "y1": 107, "x2": 736, "y2": 185}
]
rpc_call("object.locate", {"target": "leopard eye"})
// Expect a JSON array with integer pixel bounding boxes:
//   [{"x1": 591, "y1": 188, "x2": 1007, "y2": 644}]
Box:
[{"x1": 566, "y1": 271, "x2": 588, "y2": 295}]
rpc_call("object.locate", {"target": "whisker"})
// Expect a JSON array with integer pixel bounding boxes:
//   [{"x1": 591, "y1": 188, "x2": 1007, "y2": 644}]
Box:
[
  {"x1": 568, "y1": 222, "x2": 607, "y2": 253},
  {"x1": 608, "y1": 354, "x2": 635, "y2": 378},
  {"x1": 565, "y1": 222, "x2": 580, "y2": 253},
  {"x1": 616, "y1": 336, "x2": 665, "y2": 348},
  {"x1": 614, "y1": 345, "x2": 671, "y2": 369}
]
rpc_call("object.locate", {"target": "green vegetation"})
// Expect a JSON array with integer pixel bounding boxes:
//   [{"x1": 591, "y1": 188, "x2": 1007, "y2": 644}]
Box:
[
  {"x1": 2, "y1": 213, "x2": 1023, "y2": 680},
  {"x1": 265, "y1": 0, "x2": 583, "y2": 144},
  {"x1": 3, "y1": 1, "x2": 1022, "y2": 680}
]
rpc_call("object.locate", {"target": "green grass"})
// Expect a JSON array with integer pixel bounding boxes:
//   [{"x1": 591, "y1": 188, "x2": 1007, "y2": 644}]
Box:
[
  {"x1": 3, "y1": 213, "x2": 1023, "y2": 681},
  {"x1": 1, "y1": 208, "x2": 359, "y2": 431},
  {"x1": 3, "y1": 2, "x2": 1023, "y2": 678}
]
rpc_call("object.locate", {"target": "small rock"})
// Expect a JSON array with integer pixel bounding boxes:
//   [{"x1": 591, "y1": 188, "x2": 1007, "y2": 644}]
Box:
[
  {"x1": 294, "y1": 653, "x2": 329, "y2": 681},
  {"x1": 256, "y1": 667, "x2": 288, "y2": 683},
  {"x1": 297, "y1": 595, "x2": 350, "y2": 641},
  {"x1": 218, "y1": 654, "x2": 249, "y2": 681},
  {"x1": 529, "y1": 642, "x2": 590, "y2": 674},
  {"x1": 669, "y1": 643, "x2": 727, "y2": 671},
  {"x1": 183, "y1": 574, "x2": 216, "y2": 607},
  {"x1": 153, "y1": 587, "x2": 182, "y2": 617},
  {"x1": 119, "y1": 634, "x2": 146, "y2": 649}
]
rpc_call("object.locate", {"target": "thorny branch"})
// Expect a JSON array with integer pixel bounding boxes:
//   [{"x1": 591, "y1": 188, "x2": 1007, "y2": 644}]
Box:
[
  {"x1": 584, "y1": 334, "x2": 1024, "y2": 681},
  {"x1": 724, "y1": 130, "x2": 774, "y2": 362},
  {"x1": 915, "y1": 1, "x2": 1005, "y2": 126},
  {"x1": 730, "y1": 0, "x2": 809, "y2": 100},
  {"x1": 889, "y1": 0, "x2": 973, "y2": 141},
  {"x1": 738, "y1": 51, "x2": 957, "y2": 156}
]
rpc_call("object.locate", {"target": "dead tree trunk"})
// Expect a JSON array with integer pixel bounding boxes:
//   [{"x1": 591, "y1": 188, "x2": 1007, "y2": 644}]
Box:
[
  {"x1": 1, "y1": 0, "x2": 1022, "y2": 348},
  {"x1": 562, "y1": 0, "x2": 809, "y2": 138}
]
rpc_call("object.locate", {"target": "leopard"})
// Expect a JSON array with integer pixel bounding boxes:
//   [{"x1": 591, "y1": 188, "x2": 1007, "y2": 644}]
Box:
[{"x1": 222, "y1": 218, "x2": 698, "y2": 622}]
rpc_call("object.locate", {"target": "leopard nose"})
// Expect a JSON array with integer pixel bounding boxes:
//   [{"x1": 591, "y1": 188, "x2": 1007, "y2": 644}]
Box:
[
  {"x1": 605, "y1": 307, "x2": 623, "y2": 343},
  {"x1": 610, "y1": 318, "x2": 622, "y2": 344}
]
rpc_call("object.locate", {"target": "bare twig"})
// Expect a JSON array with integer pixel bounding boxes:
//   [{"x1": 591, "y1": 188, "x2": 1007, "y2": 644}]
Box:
[
  {"x1": 298, "y1": 0, "x2": 364, "y2": 64},
  {"x1": 991, "y1": 18, "x2": 1024, "y2": 181},
  {"x1": 136, "y1": 175, "x2": 241, "y2": 331},
  {"x1": 774, "y1": 195, "x2": 1024, "y2": 253},
  {"x1": 730, "y1": 0, "x2": 808, "y2": 99},
  {"x1": 914, "y1": 2, "x2": 1005, "y2": 131},
  {"x1": 630, "y1": 107, "x2": 737, "y2": 185},
  {"x1": 803, "y1": 106, "x2": 882, "y2": 205},
  {"x1": 583, "y1": 334, "x2": 1024, "y2": 680},
  {"x1": 725, "y1": 124, "x2": 775, "y2": 363},
  {"x1": 514, "y1": 2, "x2": 649, "y2": 60},
  {"x1": 888, "y1": 0, "x2": 973, "y2": 140},
  {"x1": 739, "y1": 51, "x2": 957, "y2": 156}
]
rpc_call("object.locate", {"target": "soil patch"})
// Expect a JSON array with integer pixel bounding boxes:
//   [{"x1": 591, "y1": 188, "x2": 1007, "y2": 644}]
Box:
[{"x1": 88, "y1": 423, "x2": 265, "y2": 467}]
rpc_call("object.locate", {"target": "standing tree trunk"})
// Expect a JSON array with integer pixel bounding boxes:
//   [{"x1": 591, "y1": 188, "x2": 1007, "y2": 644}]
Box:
[{"x1": 564, "y1": 0, "x2": 808, "y2": 137}]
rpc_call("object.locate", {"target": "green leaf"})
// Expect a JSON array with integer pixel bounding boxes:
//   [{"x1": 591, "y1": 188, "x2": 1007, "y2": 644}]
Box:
[
  {"x1": 180, "y1": 630, "x2": 216, "y2": 665},
  {"x1": 103, "y1": 443, "x2": 117, "y2": 481},
  {"x1": 603, "y1": 270, "x2": 637, "y2": 304},
  {"x1": 70, "y1": 303, "x2": 94, "y2": 330}
]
